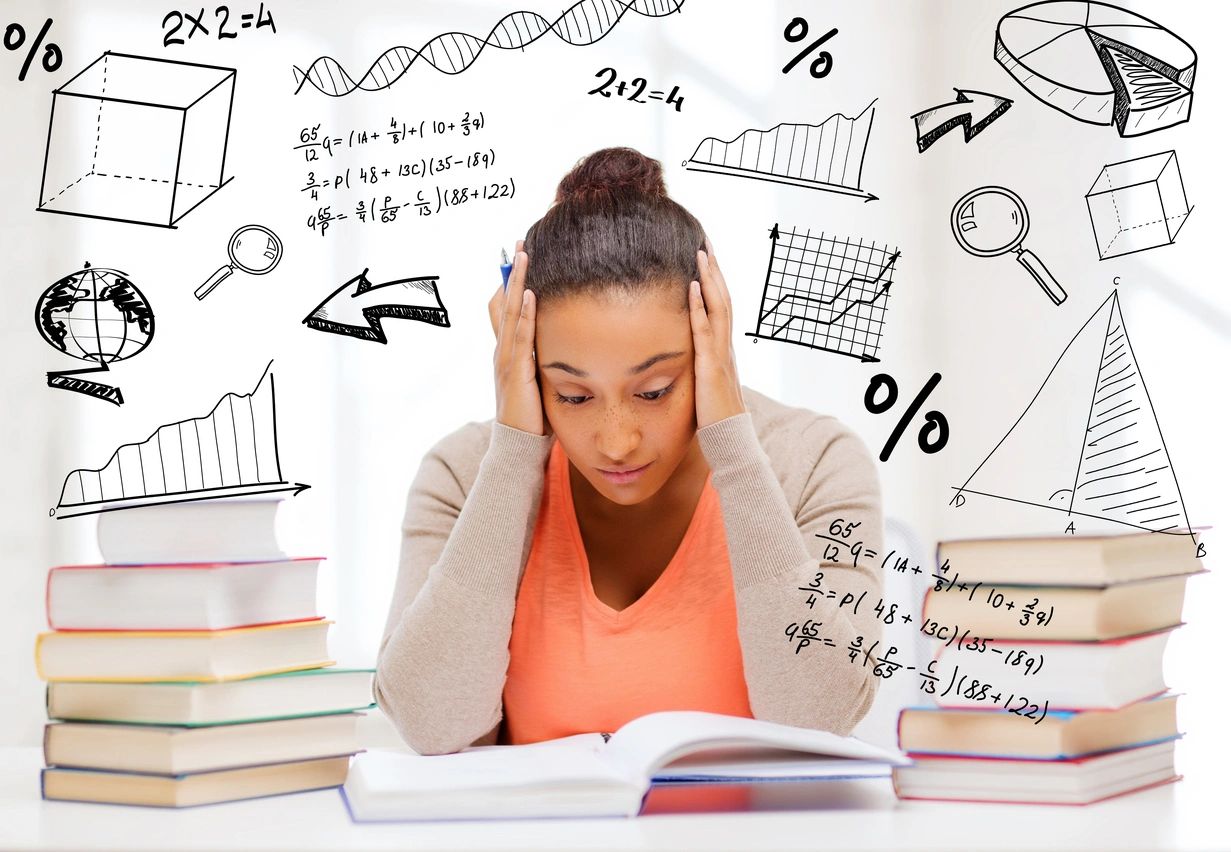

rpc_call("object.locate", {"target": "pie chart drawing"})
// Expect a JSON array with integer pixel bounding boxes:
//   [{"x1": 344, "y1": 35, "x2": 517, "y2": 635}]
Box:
[{"x1": 995, "y1": 1, "x2": 1196, "y2": 137}]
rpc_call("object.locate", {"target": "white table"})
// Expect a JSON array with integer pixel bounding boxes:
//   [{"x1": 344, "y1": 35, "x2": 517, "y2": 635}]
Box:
[{"x1": 1, "y1": 746, "x2": 1226, "y2": 850}]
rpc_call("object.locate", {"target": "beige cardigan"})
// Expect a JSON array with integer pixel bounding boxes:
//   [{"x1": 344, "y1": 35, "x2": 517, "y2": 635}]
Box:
[{"x1": 375, "y1": 385, "x2": 885, "y2": 755}]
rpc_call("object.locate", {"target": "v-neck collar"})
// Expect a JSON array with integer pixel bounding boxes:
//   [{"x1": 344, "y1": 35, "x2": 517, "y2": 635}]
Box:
[{"x1": 554, "y1": 441, "x2": 715, "y2": 625}]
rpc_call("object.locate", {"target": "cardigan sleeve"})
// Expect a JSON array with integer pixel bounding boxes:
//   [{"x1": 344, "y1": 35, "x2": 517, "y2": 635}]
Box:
[
  {"x1": 696, "y1": 410, "x2": 885, "y2": 736},
  {"x1": 373, "y1": 421, "x2": 553, "y2": 755}
]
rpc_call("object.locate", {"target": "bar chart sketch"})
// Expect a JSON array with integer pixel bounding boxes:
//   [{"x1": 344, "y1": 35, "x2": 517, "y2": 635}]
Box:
[
  {"x1": 745, "y1": 224, "x2": 900, "y2": 363},
  {"x1": 684, "y1": 100, "x2": 877, "y2": 200},
  {"x1": 951, "y1": 291, "x2": 1194, "y2": 542},
  {"x1": 52, "y1": 361, "x2": 309, "y2": 518}
]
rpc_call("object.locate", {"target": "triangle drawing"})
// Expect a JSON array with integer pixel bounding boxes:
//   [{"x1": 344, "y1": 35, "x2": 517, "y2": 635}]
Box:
[{"x1": 953, "y1": 290, "x2": 1194, "y2": 540}]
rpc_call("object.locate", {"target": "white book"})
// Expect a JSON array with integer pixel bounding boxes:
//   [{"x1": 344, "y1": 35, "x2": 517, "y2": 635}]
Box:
[
  {"x1": 96, "y1": 499, "x2": 287, "y2": 565},
  {"x1": 933, "y1": 628, "x2": 1173, "y2": 711},
  {"x1": 46, "y1": 558, "x2": 321, "y2": 631},
  {"x1": 44, "y1": 713, "x2": 362, "y2": 775},
  {"x1": 342, "y1": 710, "x2": 909, "y2": 822}
]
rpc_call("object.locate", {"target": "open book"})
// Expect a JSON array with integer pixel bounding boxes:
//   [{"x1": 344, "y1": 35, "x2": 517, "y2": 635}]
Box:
[{"x1": 341, "y1": 710, "x2": 909, "y2": 821}]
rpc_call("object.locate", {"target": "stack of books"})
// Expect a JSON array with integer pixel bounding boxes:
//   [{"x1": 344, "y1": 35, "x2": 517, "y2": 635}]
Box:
[
  {"x1": 893, "y1": 530, "x2": 1204, "y2": 805},
  {"x1": 35, "y1": 499, "x2": 375, "y2": 808}
]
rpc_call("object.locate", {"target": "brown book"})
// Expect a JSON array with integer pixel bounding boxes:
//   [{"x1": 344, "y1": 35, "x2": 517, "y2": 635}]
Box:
[
  {"x1": 898, "y1": 694, "x2": 1179, "y2": 759},
  {"x1": 923, "y1": 573, "x2": 1191, "y2": 641},
  {"x1": 936, "y1": 530, "x2": 1204, "y2": 587}
]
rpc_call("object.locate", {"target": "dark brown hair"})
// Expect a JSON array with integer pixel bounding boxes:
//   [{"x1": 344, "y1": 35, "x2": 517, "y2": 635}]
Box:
[{"x1": 523, "y1": 147, "x2": 706, "y2": 308}]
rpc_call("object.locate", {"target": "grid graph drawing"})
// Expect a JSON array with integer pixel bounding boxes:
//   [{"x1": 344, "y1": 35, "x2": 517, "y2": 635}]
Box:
[
  {"x1": 37, "y1": 52, "x2": 236, "y2": 229},
  {"x1": 745, "y1": 225, "x2": 900, "y2": 363},
  {"x1": 52, "y1": 362, "x2": 307, "y2": 518}
]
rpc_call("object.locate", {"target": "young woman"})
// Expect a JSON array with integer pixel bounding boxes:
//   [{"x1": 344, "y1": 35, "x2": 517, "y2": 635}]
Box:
[{"x1": 375, "y1": 148, "x2": 884, "y2": 755}]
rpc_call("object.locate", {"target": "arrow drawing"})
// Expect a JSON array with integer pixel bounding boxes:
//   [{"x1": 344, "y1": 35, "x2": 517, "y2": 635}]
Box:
[
  {"x1": 303, "y1": 269, "x2": 450, "y2": 343},
  {"x1": 911, "y1": 89, "x2": 1013, "y2": 153}
]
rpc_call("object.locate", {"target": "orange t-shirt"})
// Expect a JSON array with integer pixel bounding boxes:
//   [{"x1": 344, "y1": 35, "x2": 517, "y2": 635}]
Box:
[{"x1": 502, "y1": 439, "x2": 753, "y2": 744}]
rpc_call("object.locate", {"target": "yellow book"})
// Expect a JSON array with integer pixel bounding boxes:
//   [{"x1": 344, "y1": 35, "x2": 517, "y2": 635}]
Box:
[{"x1": 34, "y1": 620, "x2": 333, "y2": 682}]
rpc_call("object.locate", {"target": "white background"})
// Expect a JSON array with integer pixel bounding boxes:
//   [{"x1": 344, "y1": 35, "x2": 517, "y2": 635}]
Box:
[{"x1": 1, "y1": 0, "x2": 1227, "y2": 822}]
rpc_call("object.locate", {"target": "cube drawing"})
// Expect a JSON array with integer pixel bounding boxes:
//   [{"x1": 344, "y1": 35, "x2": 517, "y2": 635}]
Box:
[
  {"x1": 1085, "y1": 151, "x2": 1191, "y2": 261},
  {"x1": 37, "y1": 52, "x2": 236, "y2": 228}
]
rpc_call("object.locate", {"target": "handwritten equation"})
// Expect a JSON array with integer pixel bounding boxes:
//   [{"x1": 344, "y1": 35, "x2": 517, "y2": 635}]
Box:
[
  {"x1": 162, "y1": 5, "x2": 275, "y2": 46},
  {"x1": 932, "y1": 560, "x2": 1056, "y2": 628},
  {"x1": 588, "y1": 68, "x2": 683, "y2": 111},
  {"x1": 292, "y1": 114, "x2": 514, "y2": 237}
]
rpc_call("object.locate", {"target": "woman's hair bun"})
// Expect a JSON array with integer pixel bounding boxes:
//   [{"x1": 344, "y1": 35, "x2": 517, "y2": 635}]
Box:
[{"x1": 555, "y1": 147, "x2": 668, "y2": 204}]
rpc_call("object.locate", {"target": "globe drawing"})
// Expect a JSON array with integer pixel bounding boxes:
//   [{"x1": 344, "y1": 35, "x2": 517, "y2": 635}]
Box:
[{"x1": 36, "y1": 264, "x2": 154, "y2": 365}]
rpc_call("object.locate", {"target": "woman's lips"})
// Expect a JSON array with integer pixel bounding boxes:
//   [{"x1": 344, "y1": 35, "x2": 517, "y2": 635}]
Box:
[{"x1": 598, "y1": 461, "x2": 651, "y2": 485}]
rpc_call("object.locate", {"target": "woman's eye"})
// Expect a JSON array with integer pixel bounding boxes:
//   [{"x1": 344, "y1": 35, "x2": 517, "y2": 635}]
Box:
[
  {"x1": 553, "y1": 393, "x2": 590, "y2": 406},
  {"x1": 639, "y1": 383, "x2": 674, "y2": 402}
]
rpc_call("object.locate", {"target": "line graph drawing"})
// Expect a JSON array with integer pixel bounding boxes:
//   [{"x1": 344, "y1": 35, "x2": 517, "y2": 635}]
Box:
[
  {"x1": 303, "y1": 268, "x2": 450, "y2": 343},
  {"x1": 951, "y1": 290, "x2": 1195, "y2": 543},
  {"x1": 744, "y1": 224, "x2": 900, "y2": 363},
  {"x1": 52, "y1": 361, "x2": 309, "y2": 519},
  {"x1": 684, "y1": 100, "x2": 877, "y2": 201},
  {"x1": 292, "y1": 0, "x2": 686, "y2": 97},
  {"x1": 995, "y1": 1, "x2": 1196, "y2": 137}
]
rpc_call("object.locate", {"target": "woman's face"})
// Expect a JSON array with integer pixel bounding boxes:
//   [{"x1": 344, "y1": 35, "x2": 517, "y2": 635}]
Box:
[{"x1": 534, "y1": 286, "x2": 697, "y2": 507}]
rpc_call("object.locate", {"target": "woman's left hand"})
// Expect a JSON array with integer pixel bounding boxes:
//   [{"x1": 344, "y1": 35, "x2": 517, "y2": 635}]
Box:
[{"x1": 688, "y1": 244, "x2": 747, "y2": 429}]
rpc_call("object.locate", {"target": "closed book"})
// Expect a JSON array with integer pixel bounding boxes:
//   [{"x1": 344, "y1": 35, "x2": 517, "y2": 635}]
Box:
[
  {"x1": 932, "y1": 628, "x2": 1172, "y2": 711},
  {"x1": 923, "y1": 573, "x2": 1192, "y2": 641},
  {"x1": 96, "y1": 499, "x2": 288, "y2": 565},
  {"x1": 46, "y1": 558, "x2": 322, "y2": 631},
  {"x1": 892, "y1": 740, "x2": 1179, "y2": 805},
  {"x1": 897, "y1": 693, "x2": 1180, "y2": 759},
  {"x1": 935, "y1": 530, "x2": 1204, "y2": 587},
  {"x1": 34, "y1": 620, "x2": 333, "y2": 682},
  {"x1": 45, "y1": 713, "x2": 362, "y2": 775},
  {"x1": 41, "y1": 755, "x2": 353, "y2": 808},
  {"x1": 46, "y1": 668, "x2": 374, "y2": 726},
  {"x1": 341, "y1": 710, "x2": 908, "y2": 822}
]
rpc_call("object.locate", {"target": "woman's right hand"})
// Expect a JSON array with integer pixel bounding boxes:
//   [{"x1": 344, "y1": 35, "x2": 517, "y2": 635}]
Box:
[{"x1": 488, "y1": 243, "x2": 548, "y2": 436}]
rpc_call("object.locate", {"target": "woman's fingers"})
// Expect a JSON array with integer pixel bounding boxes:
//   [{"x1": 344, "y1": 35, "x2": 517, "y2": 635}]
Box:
[
  {"x1": 497, "y1": 251, "x2": 528, "y2": 353},
  {"x1": 697, "y1": 250, "x2": 731, "y2": 343}
]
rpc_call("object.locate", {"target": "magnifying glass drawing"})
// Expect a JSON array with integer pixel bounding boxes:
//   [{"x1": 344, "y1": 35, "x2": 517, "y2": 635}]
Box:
[
  {"x1": 950, "y1": 187, "x2": 1066, "y2": 306},
  {"x1": 195, "y1": 224, "x2": 284, "y2": 300}
]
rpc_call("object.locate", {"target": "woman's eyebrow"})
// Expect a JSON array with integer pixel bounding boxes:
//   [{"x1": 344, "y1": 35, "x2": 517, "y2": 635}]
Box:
[{"x1": 541, "y1": 351, "x2": 686, "y2": 378}]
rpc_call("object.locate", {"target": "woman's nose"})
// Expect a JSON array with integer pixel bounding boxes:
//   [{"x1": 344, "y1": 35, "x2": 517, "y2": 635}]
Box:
[{"x1": 597, "y1": 408, "x2": 640, "y2": 461}]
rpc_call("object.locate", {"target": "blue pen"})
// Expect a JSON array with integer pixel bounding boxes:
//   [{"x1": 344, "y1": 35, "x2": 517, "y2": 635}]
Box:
[{"x1": 500, "y1": 247, "x2": 513, "y2": 289}]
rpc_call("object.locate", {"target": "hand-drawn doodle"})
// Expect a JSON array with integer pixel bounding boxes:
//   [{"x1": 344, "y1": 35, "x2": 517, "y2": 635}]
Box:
[
  {"x1": 292, "y1": 0, "x2": 686, "y2": 97},
  {"x1": 951, "y1": 290, "x2": 1195, "y2": 543},
  {"x1": 684, "y1": 101, "x2": 878, "y2": 201},
  {"x1": 35, "y1": 263, "x2": 154, "y2": 406},
  {"x1": 995, "y1": 1, "x2": 1196, "y2": 137},
  {"x1": 911, "y1": 89, "x2": 1013, "y2": 153},
  {"x1": 303, "y1": 269, "x2": 450, "y2": 343},
  {"x1": 36, "y1": 51, "x2": 235, "y2": 228},
  {"x1": 781, "y1": 16, "x2": 837, "y2": 79},
  {"x1": 4, "y1": 16, "x2": 62, "y2": 82},
  {"x1": 744, "y1": 224, "x2": 900, "y2": 363},
  {"x1": 864, "y1": 373, "x2": 949, "y2": 462},
  {"x1": 951, "y1": 187, "x2": 1066, "y2": 306},
  {"x1": 1086, "y1": 151, "x2": 1191, "y2": 261},
  {"x1": 52, "y1": 361, "x2": 308, "y2": 518},
  {"x1": 195, "y1": 225, "x2": 284, "y2": 300}
]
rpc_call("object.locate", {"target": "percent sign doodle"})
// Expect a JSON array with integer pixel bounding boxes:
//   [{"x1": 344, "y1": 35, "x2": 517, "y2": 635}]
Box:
[
  {"x1": 781, "y1": 17, "x2": 837, "y2": 78},
  {"x1": 864, "y1": 373, "x2": 949, "y2": 462},
  {"x1": 4, "y1": 18, "x2": 62, "y2": 82}
]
